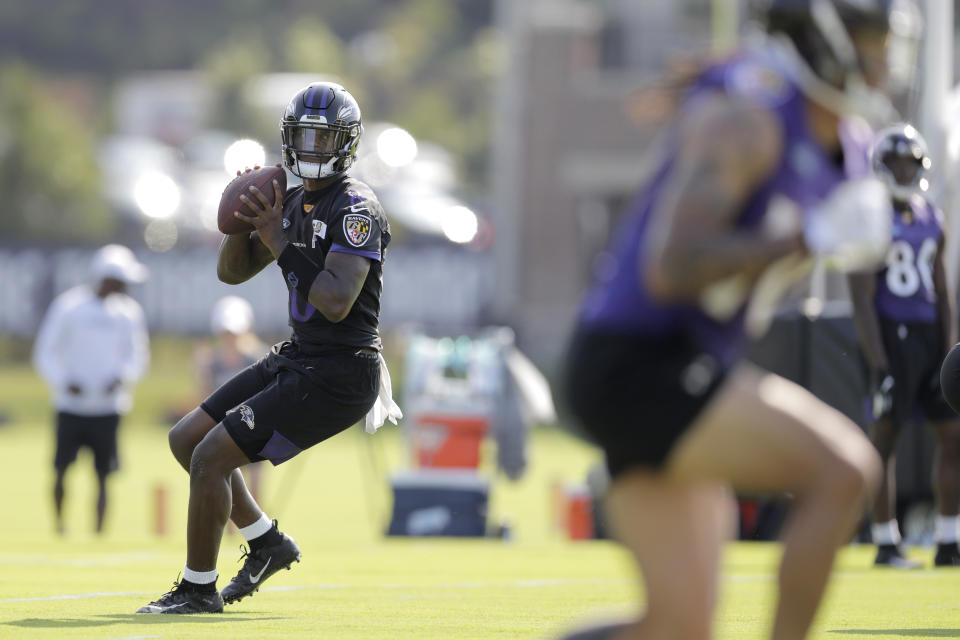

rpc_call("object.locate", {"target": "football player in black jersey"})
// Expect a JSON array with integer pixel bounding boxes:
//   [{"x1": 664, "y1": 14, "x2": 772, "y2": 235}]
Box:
[{"x1": 138, "y1": 82, "x2": 397, "y2": 614}]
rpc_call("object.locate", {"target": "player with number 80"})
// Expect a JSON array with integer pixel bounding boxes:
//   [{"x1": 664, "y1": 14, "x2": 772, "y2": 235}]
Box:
[
  {"x1": 885, "y1": 237, "x2": 937, "y2": 299},
  {"x1": 848, "y1": 123, "x2": 960, "y2": 569}
]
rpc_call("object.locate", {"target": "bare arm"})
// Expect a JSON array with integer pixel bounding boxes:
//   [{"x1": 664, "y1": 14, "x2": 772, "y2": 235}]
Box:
[
  {"x1": 933, "y1": 235, "x2": 957, "y2": 356},
  {"x1": 217, "y1": 231, "x2": 275, "y2": 284},
  {"x1": 644, "y1": 95, "x2": 804, "y2": 301},
  {"x1": 307, "y1": 251, "x2": 371, "y2": 323},
  {"x1": 847, "y1": 270, "x2": 889, "y2": 373}
]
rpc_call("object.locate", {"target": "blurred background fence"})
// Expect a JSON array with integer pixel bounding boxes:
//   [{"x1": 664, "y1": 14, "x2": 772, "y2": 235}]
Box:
[{"x1": 0, "y1": 246, "x2": 491, "y2": 337}]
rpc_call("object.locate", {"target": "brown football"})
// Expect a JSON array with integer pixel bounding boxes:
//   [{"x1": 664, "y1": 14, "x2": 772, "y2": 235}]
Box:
[{"x1": 217, "y1": 165, "x2": 287, "y2": 235}]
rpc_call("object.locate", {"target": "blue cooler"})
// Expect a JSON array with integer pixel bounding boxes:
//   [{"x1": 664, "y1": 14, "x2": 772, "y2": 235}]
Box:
[{"x1": 387, "y1": 470, "x2": 489, "y2": 537}]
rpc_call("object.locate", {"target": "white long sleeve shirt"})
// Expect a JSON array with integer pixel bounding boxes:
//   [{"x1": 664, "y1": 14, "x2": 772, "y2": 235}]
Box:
[{"x1": 32, "y1": 286, "x2": 149, "y2": 416}]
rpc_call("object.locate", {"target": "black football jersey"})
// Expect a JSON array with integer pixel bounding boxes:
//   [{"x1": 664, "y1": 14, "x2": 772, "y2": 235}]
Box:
[{"x1": 279, "y1": 176, "x2": 390, "y2": 350}]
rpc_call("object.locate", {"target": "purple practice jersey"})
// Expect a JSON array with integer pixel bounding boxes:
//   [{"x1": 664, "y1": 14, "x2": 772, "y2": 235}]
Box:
[
  {"x1": 873, "y1": 195, "x2": 943, "y2": 324},
  {"x1": 578, "y1": 45, "x2": 872, "y2": 367}
]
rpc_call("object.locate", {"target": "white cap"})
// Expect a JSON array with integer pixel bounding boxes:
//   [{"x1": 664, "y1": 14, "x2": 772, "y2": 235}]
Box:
[
  {"x1": 90, "y1": 244, "x2": 148, "y2": 284},
  {"x1": 210, "y1": 296, "x2": 254, "y2": 335}
]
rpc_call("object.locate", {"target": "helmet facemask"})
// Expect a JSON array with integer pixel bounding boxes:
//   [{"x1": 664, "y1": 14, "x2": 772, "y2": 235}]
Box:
[{"x1": 281, "y1": 121, "x2": 362, "y2": 179}]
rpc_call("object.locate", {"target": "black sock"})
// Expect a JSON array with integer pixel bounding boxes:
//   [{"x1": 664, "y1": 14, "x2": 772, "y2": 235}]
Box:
[
  {"x1": 180, "y1": 578, "x2": 217, "y2": 593},
  {"x1": 249, "y1": 524, "x2": 282, "y2": 552}
]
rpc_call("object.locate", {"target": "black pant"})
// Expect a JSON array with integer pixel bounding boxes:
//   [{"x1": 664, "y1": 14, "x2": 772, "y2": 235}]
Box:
[
  {"x1": 565, "y1": 329, "x2": 726, "y2": 477},
  {"x1": 201, "y1": 341, "x2": 379, "y2": 465},
  {"x1": 54, "y1": 412, "x2": 120, "y2": 476}
]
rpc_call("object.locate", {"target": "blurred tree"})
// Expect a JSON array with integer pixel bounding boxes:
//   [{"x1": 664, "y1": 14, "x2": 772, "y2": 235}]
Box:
[
  {"x1": 283, "y1": 18, "x2": 346, "y2": 77},
  {"x1": 0, "y1": 0, "x2": 438, "y2": 76},
  {"x1": 0, "y1": 64, "x2": 111, "y2": 243},
  {"x1": 0, "y1": 0, "x2": 497, "y2": 191},
  {"x1": 339, "y1": 0, "x2": 496, "y2": 187},
  {"x1": 200, "y1": 36, "x2": 272, "y2": 137}
]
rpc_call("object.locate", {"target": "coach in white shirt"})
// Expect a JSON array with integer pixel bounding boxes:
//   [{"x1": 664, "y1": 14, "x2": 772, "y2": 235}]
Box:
[{"x1": 33, "y1": 244, "x2": 150, "y2": 534}]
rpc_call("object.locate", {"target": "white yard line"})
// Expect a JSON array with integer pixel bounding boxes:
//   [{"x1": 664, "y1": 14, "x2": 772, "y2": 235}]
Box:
[
  {"x1": 0, "y1": 551, "x2": 164, "y2": 568},
  {"x1": 7, "y1": 572, "x2": 944, "y2": 604},
  {"x1": 0, "y1": 591, "x2": 153, "y2": 603},
  {"x1": 0, "y1": 577, "x2": 632, "y2": 604}
]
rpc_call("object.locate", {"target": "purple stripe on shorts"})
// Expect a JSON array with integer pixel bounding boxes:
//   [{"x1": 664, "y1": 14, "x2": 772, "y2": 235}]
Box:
[
  {"x1": 258, "y1": 430, "x2": 302, "y2": 466},
  {"x1": 329, "y1": 242, "x2": 381, "y2": 261}
]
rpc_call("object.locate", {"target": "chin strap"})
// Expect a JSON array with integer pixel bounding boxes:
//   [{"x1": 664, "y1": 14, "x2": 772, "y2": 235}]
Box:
[
  {"x1": 292, "y1": 155, "x2": 342, "y2": 179},
  {"x1": 318, "y1": 155, "x2": 340, "y2": 177}
]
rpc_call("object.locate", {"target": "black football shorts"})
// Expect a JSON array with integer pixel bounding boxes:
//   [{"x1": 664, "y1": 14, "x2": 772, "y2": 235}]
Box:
[
  {"x1": 564, "y1": 328, "x2": 727, "y2": 478},
  {"x1": 200, "y1": 341, "x2": 379, "y2": 465},
  {"x1": 874, "y1": 317, "x2": 955, "y2": 424},
  {"x1": 54, "y1": 412, "x2": 120, "y2": 476}
]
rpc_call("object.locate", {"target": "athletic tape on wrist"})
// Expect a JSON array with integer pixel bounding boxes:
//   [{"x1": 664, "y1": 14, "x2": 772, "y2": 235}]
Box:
[{"x1": 277, "y1": 244, "x2": 321, "y2": 299}]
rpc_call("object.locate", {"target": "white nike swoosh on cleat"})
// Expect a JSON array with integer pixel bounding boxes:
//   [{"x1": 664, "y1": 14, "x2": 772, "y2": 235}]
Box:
[
  {"x1": 139, "y1": 601, "x2": 187, "y2": 613},
  {"x1": 249, "y1": 557, "x2": 272, "y2": 584}
]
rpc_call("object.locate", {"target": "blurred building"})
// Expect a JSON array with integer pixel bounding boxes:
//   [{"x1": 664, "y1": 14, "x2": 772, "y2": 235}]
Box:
[{"x1": 491, "y1": 0, "x2": 733, "y2": 367}]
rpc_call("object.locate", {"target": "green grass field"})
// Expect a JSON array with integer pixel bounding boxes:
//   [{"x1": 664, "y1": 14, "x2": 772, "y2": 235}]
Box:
[{"x1": 2, "y1": 341, "x2": 960, "y2": 639}]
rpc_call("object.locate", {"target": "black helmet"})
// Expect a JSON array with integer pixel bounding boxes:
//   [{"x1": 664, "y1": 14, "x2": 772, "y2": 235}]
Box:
[
  {"x1": 280, "y1": 82, "x2": 362, "y2": 179},
  {"x1": 763, "y1": 0, "x2": 891, "y2": 85},
  {"x1": 758, "y1": 0, "x2": 919, "y2": 122},
  {"x1": 870, "y1": 122, "x2": 931, "y2": 202}
]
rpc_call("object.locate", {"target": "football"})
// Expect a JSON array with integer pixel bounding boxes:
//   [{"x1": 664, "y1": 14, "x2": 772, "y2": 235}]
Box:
[{"x1": 217, "y1": 165, "x2": 287, "y2": 235}]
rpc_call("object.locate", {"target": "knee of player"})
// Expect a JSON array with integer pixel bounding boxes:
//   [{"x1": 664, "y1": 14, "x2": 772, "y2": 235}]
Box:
[
  {"x1": 794, "y1": 426, "x2": 879, "y2": 504},
  {"x1": 168, "y1": 423, "x2": 199, "y2": 467},
  {"x1": 188, "y1": 435, "x2": 240, "y2": 480},
  {"x1": 825, "y1": 447, "x2": 880, "y2": 504},
  {"x1": 188, "y1": 442, "x2": 221, "y2": 479},
  {"x1": 188, "y1": 448, "x2": 206, "y2": 478},
  {"x1": 168, "y1": 426, "x2": 185, "y2": 457}
]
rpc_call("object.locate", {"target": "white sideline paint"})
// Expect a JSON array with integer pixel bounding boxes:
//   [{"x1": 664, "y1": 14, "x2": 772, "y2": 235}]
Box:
[{"x1": 0, "y1": 578, "x2": 631, "y2": 604}]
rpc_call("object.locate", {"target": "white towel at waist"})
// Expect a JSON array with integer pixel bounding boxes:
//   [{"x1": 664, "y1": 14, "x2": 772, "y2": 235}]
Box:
[{"x1": 365, "y1": 353, "x2": 403, "y2": 434}]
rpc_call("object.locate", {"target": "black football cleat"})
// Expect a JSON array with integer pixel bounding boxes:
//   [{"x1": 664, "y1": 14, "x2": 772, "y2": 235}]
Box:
[
  {"x1": 136, "y1": 579, "x2": 223, "y2": 614},
  {"x1": 934, "y1": 542, "x2": 960, "y2": 567},
  {"x1": 221, "y1": 531, "x2": 301, "y2": 604},
  {"x1": 874, "y1": 544, "x2": 922, "y2": 569}
]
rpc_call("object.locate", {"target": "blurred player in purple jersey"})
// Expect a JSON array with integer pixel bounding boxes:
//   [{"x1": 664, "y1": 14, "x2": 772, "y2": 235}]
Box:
[
  {"x1": 848, "y1": 124, "x2": 960, "y2": 569},
  {"x1": 560, "y1": 1, "x2": 918, "y2": 639}
]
